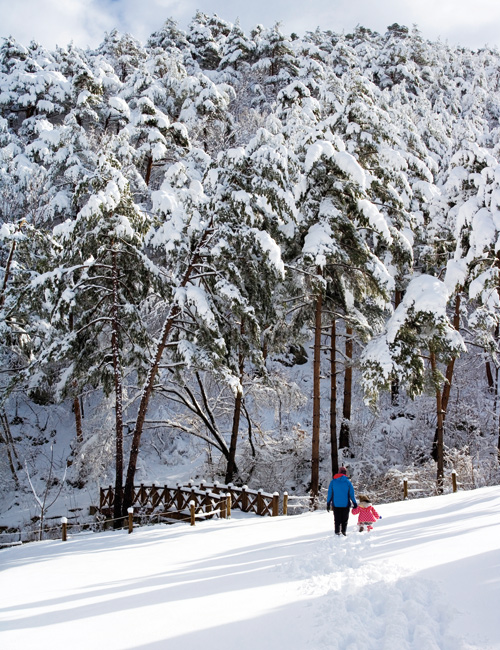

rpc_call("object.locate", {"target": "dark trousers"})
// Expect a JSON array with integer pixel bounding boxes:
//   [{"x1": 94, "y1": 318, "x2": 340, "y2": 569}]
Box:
[{"x1": 333, "y1": 506, "x2": 350, "y2": 535}]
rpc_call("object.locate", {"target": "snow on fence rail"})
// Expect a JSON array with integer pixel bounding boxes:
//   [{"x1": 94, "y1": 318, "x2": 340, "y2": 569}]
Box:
[
  {"x1": 99, "y1": 483, "x2": 228, "y2": 521},
  {"x1": 187, "y1": 481, "x2": 281, "y2": 517},
  {"x1": 99, "y1": 481, "x2": 283, "y2": 520}
]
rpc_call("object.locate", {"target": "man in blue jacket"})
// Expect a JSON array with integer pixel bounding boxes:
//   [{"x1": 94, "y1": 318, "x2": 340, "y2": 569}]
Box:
[{"x1": 326, "y1": 466, "x2": 357, "y2": 536}]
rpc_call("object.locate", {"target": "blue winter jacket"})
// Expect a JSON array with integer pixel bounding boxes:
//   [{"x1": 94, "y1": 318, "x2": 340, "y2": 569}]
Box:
[{"x1": 327, "y1": 475, "x2": 357, "y2": 508}]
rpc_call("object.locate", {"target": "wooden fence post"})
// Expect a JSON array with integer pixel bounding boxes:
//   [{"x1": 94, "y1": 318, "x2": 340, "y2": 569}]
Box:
[
  {"x1": 403, "y1": 479, "x2": 408, "y2": 500},
  {"x1": 452, "y1": 471, "x2": 457, "y2": 493},
  {"x1": 190, "y1": 501, "x2": 196, "y2": 526},
  {"x1": 139, "y1": 484, "x2": 146, "y2": 506},
  {"x1": 257, "y1": 489, "x2": 263, "y2": 516},
  {"x1": 226, "y1": 493, "x2": 231, "y2": 519},
  {"x1": 127, "y1": 507, "x2": 134, "y2": 534},
  {"x1": 220, "y1": 495, "x2": 227, "y2": 519},
  {"x1": 283, "y1": 492, "x2": 288, "y2": 516},
  {"x1": 61, "y1": 517, "x2": 67, "y2": 542},
  {"x1": 272, "y1": 492, "x2": 279, "y2": 517},
  {"x1": 241, "y1": 485, "x2": 248, "y2": 512},
  {"x1": 176, "y1": 483, "x2": 183, "y2": 511}
]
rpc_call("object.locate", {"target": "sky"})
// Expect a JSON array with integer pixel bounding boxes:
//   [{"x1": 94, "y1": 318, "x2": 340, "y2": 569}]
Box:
[
  {"x1": 1, "y1": 0, "x2": 500, "y2": 52},
  {"x1": 1, "y1": 485, "x2": 499, "y2": 649}
]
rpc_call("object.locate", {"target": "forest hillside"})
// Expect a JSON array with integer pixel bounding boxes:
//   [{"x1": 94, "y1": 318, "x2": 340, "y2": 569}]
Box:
[{"x1": 1, "y1": 14, "x2": 500, "y2": 535}]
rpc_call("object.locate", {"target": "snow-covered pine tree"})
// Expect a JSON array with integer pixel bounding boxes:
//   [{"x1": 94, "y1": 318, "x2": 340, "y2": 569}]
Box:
[
  {"x1": 361, "y1": 275, "x2": 466, "y2": 486},
  {"x1": 285, "y1": 100, "x2": 394, "y2": 495},
  {"x1": 251, "y1": 23, "x2": 299, "y2": 107},
  {"x1": 187, "y1": 12, "x2": 231, "y2": 71},
  {"x1": 24, "y1": 147, "x2": 154, "y2": 520},
  {"x1": 96, "y1": 29, "x2": 146, "y2": 84},
  {"x1": 218, "y1": 20, "x2": 256, "y2": 81},
  {"x1": 444, "y1": 143, "x2": 500, "y2": 457}
]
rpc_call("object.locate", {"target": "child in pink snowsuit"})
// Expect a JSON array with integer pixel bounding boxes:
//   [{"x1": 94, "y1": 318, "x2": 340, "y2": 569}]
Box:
[{"x1": 352, "y1": 496, "x2": 381, "y2": 532}]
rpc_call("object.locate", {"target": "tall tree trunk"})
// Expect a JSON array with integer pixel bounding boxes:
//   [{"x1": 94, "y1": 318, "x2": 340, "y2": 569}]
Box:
[
  {"x1": 69, "y1": 313, "x2": 83, "y2": 444},
  {"x1": 338, "y1": 325, "x2": 353, "y2": 451},
  {"x1": 441, "y1": 293, "x2": 461, "y2": 415},
  {"x1": 432, "y1": 293, "x2": 460, "y2": 462},
  {"x1": 0, "y1": 410, "x2": 20, "y2": 488},
  {"x1": 124, "y1": 305, "x2": 180, "y2": 513},
  {"x1": 391, "y1": 290, "x2": 402, "y2": 407},
  {"x1": 225, "y1": 389, "x2": 242, "y2": 484},
  {"x1": 496, "y1": 258, "x2": 500, "y2": 462},
  {"x1": 144, "y1": 156, "x2": 153, "y2": 187},
  {"x1": 0, "y1": 239, "x2": 17, "y2": 308},
  {"x1": 73, "y1": 394, "x2": 83, "y2": 443},
  {"x1": 111, "y1": 249, "x2": 124, "y2": 525},
  {"x1": 430, "y1": 350, "x2": 445, "y2": 491},
  {"x1": 123, "y1": 226, "x2": 212, "y2": 514},
  {"x1": 485, "y1": 316, "x2": 497, "y2": 393},
  {"x1": 225, "y1": 325, "x2": 244, "y2": 484},
  {"x1": 486, "y1": 361, "x2": 495, "y2": 391},
  {"x1": 330, "y1": 318, "x2": 338, "y2": 476},
  {"x1": 311, "y1": 292, "x2": 322, "y2": 503}
]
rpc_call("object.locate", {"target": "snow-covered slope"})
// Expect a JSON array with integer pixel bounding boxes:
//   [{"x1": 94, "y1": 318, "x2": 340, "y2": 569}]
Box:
[{"x1": 1, "y1": 486, "x2": 499, "y2": 650}]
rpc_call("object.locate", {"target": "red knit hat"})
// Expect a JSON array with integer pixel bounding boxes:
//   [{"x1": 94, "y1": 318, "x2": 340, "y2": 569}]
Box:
[{"x1": 339, "y1": 466, "x2": 347, "y2": 475}]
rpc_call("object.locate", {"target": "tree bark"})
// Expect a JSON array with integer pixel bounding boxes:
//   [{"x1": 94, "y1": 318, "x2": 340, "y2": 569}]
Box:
[
  {"x1": 496, "y1": 259, "x2": 500, "y2": 462},
  {"x1": 391, "y1": 290, "x2": 402, "y2": 407},
  {"x1": 69, "y1": 312, "x2": 84, "y2": 444},
  {"x1": 442, "y1": 294, "x2": 461, "y2": 414},
  {"x1": 338, "y1": 325, "x2": 353, "y2": 451},
  {"x1": 486, "y1": 361, "x2": 495, "y2": 391},
  {"x1": 0, "y1": 239, "x2": 17, "y2": 308},
  {"x1": 73, "y1": 396, "x2": 83, "y2": 444},
  {"x1": 311, "y1": 292, "x2": 322, "y2": 502},
  {"x1": 111, "y1": 248, "x2": 124, "y2": 525},
  {"x1": 430, "y1": 350, "x2": 445, "y2": 491},
  {"x1": 225, "y1": 388, "x2": 242, "y2": 484},
  {"x1": 0, "y1": 411, "x2": 20, "y2": 488},
  {"x1": 123, "y1": 226, "x2": 212, "y2": 514},
  {"x1": 144, "y1": 156, "x2": 153, "y2": 187},
  {"x1": 225, "y1": 325, "x2": 244, "y2": 484},
  {"x1": 432, "y1": 293, "x2": 460, "y2": 461},
  {"x1": 330, "y1": 318, "x2": 338, "y2": 476}
]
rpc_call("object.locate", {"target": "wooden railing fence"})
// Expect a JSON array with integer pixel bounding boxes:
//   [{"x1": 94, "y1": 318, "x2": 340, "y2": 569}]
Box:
[
  {"x1": 0, "y1": 483, "x2": 291, "y2": 548},
  {"x1": 99, "y1": 481, "x2": 283, "y2": 520},
  {"x1": 191, "y1": 481, "x2": 281, "y2": 517},
  {"x1": 99, "y1": 483, "x2": 228, "y2": 522},
  {"x1": 402, "y1": 471, "x2": 458, "y2": 500}
]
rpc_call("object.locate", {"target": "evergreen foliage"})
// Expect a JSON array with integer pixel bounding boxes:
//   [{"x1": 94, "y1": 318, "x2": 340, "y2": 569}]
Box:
[{"x1": 1, "y1": 15, "x2": 500, "y2": 518}]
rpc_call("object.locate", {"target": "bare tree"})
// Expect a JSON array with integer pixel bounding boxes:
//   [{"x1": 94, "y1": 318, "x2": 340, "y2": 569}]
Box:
[{"x1": 25, "y1": 445, "x2": 67, "y2": 541}]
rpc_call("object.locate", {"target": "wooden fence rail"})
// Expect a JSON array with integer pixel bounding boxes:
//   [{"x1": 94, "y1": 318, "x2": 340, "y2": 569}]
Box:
[
  {"x1": 182, "y1": 481, "x2": 280, "y2": 517},
  {"x1": 99, "y1": 482, "x2": 282, "y2": 520},
  {"x1": 402, "y1": 471, "x2": 459, "y2": 500},
  {"x1": 99, "y1": 483, "x2": 228, "y2": 521}
]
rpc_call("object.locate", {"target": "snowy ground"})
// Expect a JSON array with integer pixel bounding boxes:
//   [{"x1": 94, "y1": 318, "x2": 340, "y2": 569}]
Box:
[{"x1": 1, "y1": 486, "x2": 499, "y2": 650}]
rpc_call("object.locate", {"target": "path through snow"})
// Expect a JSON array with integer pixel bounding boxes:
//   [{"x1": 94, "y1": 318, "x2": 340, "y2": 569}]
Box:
[{"x1": 288, "y1": 534, "x2": 465, "y2": 650}]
